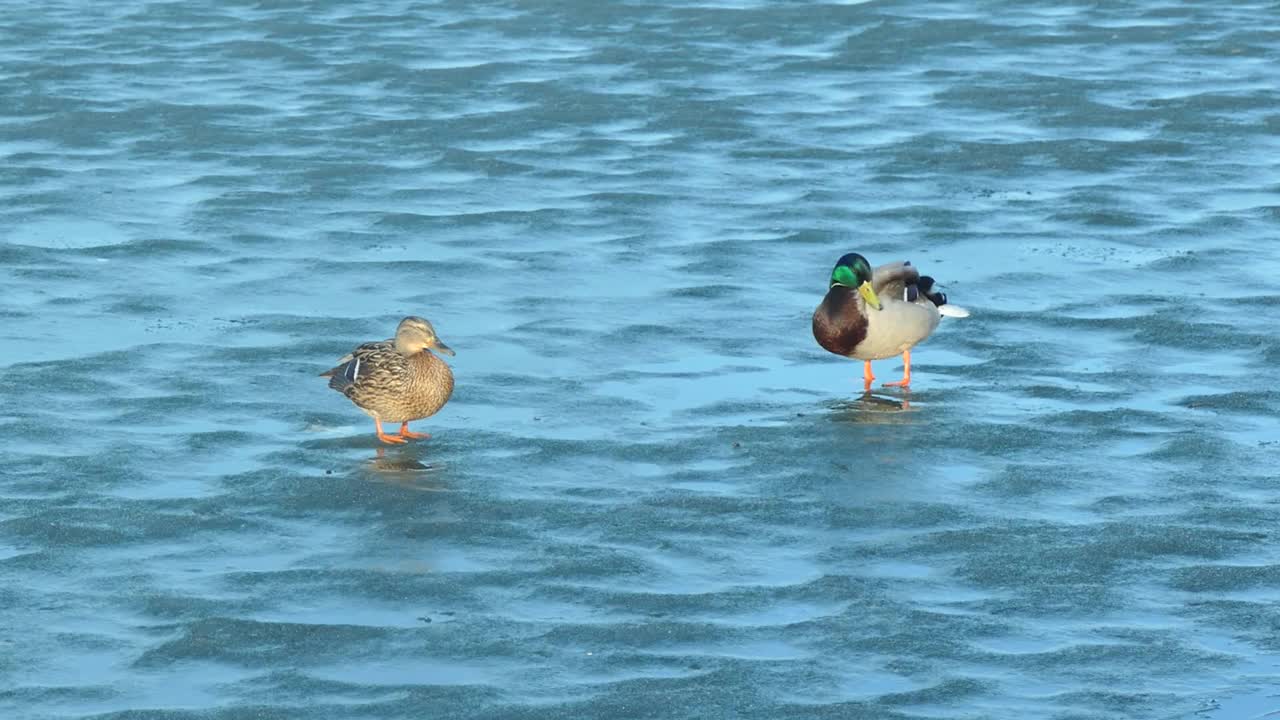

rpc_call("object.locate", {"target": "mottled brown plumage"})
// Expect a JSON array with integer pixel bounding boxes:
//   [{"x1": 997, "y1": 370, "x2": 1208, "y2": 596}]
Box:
[{"x1": 320, "y1": 316, "x2": 455, "y2": 444}]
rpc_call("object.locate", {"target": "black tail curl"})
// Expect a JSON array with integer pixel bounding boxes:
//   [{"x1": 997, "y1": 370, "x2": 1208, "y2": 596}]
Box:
[{"x1": 918, "y1": 276, "x2": 948, "y2": 307}]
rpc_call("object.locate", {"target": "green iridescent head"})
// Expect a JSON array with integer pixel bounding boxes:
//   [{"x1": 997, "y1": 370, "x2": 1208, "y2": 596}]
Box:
[{"x1": 828, "y1": 253, "x2": 881, "y2": 310}]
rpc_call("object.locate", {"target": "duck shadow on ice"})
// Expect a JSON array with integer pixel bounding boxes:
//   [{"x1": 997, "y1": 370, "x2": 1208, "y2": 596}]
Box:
[{"x1": 828, "y1": 390, "x2": 916, "y2": 420}]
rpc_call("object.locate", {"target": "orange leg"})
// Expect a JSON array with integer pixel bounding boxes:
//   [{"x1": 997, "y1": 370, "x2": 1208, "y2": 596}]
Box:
[
  {"x1": 862, "y1": 360, "x2": 875, "y2": 391},
  {"x1": 375, "y1": 419, "x2": 407, "y2": 444},
  {"x1": 398, "y1": 422, "x2": 431, "y2": 440},
  {"x1": 883, "y1": 349, "x2": 911, "y2": 388}
]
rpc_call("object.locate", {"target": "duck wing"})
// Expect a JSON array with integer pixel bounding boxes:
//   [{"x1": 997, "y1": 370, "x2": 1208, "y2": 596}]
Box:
[
  {"x1": 320, "y1": 340, "x2": 403, "y2": 397},
  {"x1": 872, "y1": 261, "x2": 923, "y2": 303},
  {"x1": 874, "y1": 261, "x2": 965, "y2": 313}
]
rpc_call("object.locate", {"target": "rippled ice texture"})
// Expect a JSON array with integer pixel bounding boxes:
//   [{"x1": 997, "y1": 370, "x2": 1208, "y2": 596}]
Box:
[{"x1": 2, "y1": 1, "x2": 1279, "y2": 718}]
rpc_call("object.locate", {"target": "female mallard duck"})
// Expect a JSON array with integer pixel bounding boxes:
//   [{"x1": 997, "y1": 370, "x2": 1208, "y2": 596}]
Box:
[
  {"x1": 320, "y1": 316, "x2": 455, "y2": 444},
  {"x1": 812, "y1": 253, "x2": 968, "y2": 390}
]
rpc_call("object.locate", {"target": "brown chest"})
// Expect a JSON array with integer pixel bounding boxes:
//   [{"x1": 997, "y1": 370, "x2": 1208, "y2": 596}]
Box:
[{"x1": 812, "y1": 287, "x2": 868, "y2": 357}]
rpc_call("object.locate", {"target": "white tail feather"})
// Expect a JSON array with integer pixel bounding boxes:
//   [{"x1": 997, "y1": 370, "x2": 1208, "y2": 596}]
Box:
[{"x1": 939, "y1": 304, "x2": 970, "y2": 318}]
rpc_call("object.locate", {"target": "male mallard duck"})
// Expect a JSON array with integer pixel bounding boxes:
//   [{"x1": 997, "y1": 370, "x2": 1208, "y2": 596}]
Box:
[
  {"x1": 320, "y1": 316, "x2": 455, "y2": 444},
  {"x1": 812, "y1": 253, "x2": 968, "y2": 390}
]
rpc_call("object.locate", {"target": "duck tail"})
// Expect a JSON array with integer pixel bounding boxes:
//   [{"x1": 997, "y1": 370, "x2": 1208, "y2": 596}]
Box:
[
  {"x1": 321, "y1": 355, "x2": 364, "y2": 392},
  {"x1": 920, "y1": 276, "x2": 970, "y2": 318}
]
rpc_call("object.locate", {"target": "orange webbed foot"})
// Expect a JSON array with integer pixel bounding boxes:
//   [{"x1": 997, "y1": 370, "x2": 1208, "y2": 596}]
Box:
[
  {"x1": 374, "y1": 420, "x2": 408, "y2": 444},
  {"x1": 881, "y1": 350, "x2": 912, "y2": 389},
  {"x1": 398, "y1": 423, "x2": 430, "y2": 440}
]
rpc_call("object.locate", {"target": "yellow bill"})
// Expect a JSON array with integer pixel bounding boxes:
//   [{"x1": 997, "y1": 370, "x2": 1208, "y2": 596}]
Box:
[{"x1": 858, "y1": 280, "x2": 882, "y2": 311}]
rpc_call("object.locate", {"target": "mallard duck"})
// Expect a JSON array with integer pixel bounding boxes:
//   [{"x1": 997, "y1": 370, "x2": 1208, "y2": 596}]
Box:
[
  {"x1": 812, "y1": 253, "x2": 968, "y2": 390},
  {"x1": 320, "y1": 316, "x2": 455, "y2": 444}
]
